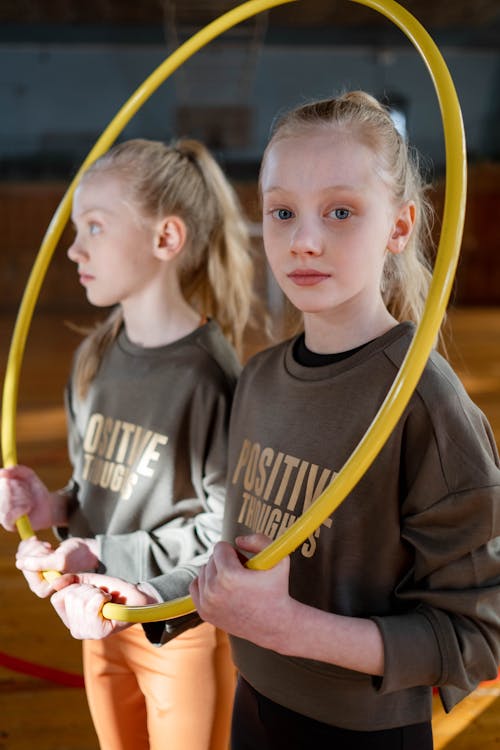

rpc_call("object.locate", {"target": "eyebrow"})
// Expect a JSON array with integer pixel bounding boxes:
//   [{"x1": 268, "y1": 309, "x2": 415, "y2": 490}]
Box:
[
  {"x1": 71, "y1": 206, "x2": 115, "y2": 222},
  {"x1": 263, "y1": 183, "x2": 362, "y2": 195},
  {"x1": 81, "y1": 207, "x2": 112, "y2": 215}
]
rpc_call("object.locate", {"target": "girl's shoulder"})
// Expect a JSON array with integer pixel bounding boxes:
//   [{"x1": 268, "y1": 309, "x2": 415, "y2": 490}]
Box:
[
  {"x1": 183, "y1": 326, "x2": 242, "y2": 409},
  {"x1": 382, "y1": 327, "x2": 474, "y2": 412},
  {"x1": 179, "y1": 319, "x2": 242, "y2": 389},
  {"x1": 384, "y1": 327, "x2": 499, "y2": 467},
  {"x1": 241, "y1": 337, "x2": 293, "y2": 377}
]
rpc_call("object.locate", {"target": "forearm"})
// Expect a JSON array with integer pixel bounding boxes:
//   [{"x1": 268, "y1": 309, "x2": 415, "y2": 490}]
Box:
[
  {"x1": 267, "y1": 598, "x2": 385, "y2": 677},
  {"x1": 192, "y1": 538, "x2": 386, "y2": 676}
]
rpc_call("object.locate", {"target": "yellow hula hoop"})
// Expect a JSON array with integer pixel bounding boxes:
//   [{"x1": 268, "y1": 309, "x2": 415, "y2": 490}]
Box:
[
  {"x1": 2, "y1": 0, "x2": 466, "y2": 623},
  {"x1": 1, "y1": 0, "x2": 297, "y2": 565}
]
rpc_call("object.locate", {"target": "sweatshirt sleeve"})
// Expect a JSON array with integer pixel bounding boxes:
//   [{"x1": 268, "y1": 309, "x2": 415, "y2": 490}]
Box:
[
  {"x1": 52, "y1": 378, "x2": 84, "y2": 538},
  {"x1": 96, "y1": 374, "x2": 234, "y2": 599},
  {"x1": 372, "y1": 367, "x2": 500, "y2": 711}
]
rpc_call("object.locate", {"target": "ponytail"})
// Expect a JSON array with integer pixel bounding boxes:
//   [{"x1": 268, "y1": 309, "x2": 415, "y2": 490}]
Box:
[{"x1": 174, "y1": 139, "x2": 254, "y2": 355}]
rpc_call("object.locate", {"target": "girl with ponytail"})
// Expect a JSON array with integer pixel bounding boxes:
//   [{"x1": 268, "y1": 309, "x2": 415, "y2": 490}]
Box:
[{"x1": 0, "y1": 137, "x2": 254, "y2": 750}]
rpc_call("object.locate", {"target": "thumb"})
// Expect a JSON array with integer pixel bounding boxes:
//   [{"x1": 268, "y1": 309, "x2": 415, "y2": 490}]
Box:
[
  {"x1": 16, "y1": 549, "x2": 61, "y2": 572},
  {"x1": 50, "y1": 572, "x2": 110, "y2": 591},
  {"x1": 65, "y1": 572, "x2": 111, "y2": 588},
  {"x1": 50, "y1": 573, "x2": 80, "y2": 591},
  {"x1": 235, "y1": 533, "x2": 273, "y2": 556}
]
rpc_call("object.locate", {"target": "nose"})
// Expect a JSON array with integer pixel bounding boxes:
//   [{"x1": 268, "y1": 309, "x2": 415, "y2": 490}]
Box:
[
  {"x1": 289, "y1": 218, "x2": 323, "y2": 258},
  {"x1": 67, "y1": 236, "x2": 88, "y2": 264}
]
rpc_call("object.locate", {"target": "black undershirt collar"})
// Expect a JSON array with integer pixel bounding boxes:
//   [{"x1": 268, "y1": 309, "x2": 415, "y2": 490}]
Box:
[{"x1": 292, "y1": 332, "x2": 370, "y2": 367}]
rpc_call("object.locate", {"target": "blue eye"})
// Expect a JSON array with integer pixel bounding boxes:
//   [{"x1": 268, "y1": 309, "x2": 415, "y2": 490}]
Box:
[
  {"x1": 272, "y1": 208, "x2": 294, "y2": 221},
  {"x1": 333, "y1": 208, "x2": 350, "y2": 220},
  {"x1": 89, "y1": 222, "x2": 101, "y2": 235}
]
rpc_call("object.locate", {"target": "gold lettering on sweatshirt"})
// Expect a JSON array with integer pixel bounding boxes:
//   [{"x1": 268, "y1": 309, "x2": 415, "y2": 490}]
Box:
[
  {"x1": 82, "y1": 413, "x2": 168, "y2": 499},
  {"x1": 232, "y1": 439, "x2": 335, "y2": 559}
]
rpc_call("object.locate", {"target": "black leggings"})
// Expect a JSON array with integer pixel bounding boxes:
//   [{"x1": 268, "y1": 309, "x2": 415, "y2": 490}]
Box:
[{"x1": 231, "y1": 677, "x2": 434, "y2": 750}]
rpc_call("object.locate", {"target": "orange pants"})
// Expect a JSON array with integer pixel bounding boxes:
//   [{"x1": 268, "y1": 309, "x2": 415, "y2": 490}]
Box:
[{"x1": 82, "y1": 623, "x2": 235, "y2": 750}]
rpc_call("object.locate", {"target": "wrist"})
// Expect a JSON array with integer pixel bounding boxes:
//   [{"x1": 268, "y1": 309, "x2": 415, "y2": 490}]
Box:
[
  {"x1": 260, "y1": 597, "x2": 304, "y2": 655},
  {"x1": 84, "y1": 538, "x2": 100, "y2": 562},
  {"x1": 51, "y1": 491, "x2": 70, "y2": 526},
  {"x1": 136, "y1": 581, "x2": 163, "y2": 605}
]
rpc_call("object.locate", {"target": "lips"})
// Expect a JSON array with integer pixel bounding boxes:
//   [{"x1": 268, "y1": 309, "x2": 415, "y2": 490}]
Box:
[
  {"x1": 287, "y1": 269, "x2": 331, "y2": 287},
  {"x1": 78, "y1": 272, "x2": 95, "y2": 285}
]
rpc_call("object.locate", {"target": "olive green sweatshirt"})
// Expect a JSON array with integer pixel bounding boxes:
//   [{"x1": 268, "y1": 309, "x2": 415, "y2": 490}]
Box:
[{"x1": 223, "y1": 322, "x2": 500, "y2": 730}]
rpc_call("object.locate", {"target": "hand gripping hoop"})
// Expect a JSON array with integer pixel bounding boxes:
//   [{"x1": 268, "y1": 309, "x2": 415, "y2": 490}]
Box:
[{"x1": 1, "y1": 0, "x2": 466, "y2": 622}]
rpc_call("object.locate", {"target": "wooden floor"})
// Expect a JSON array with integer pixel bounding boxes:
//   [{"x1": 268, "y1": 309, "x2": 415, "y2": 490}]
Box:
[{"x1": 0, "y1": 307, "x2": 499, "y2": 750}]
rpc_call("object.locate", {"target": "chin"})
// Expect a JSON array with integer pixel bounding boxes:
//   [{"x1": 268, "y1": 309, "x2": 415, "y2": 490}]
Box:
[
  {"x1": 288, "y1": 297, "x2": 333, "y2": 315},
  {"x1": 86, "y1": 294, "x2": 117, "y2": 308}
]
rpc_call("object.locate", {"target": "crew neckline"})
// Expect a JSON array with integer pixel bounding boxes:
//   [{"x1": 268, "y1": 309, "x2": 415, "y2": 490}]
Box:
[
  {"x1": 117, "y1": 318, "x2": 213, "y2": 357},
  {"x1": 293, "y1": 333, "x2": 371, "y2": 367},
  {"x1": 284, "y1": 322, "x2": 415, "y2": 381}
]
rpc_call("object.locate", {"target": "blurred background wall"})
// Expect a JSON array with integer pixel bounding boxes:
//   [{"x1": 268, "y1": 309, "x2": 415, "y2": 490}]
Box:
[{"x1": 0, "y1": 0, "x2": 499, "y2": 313}]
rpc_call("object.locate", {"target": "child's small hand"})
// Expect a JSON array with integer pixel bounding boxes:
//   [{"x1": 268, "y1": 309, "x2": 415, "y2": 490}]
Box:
[
  {"x1": 14, "y1": 537, "x2": 59, "y2": 597},
  {"x1": 50, "y1": 572, "x2": 153, "y2": 639},
  {"x1": 50, "y1": 580, "x2": 115, "y2": 639},
  {"x1": 0, "y1": 465, "x2": 52, "y2": 531},
  {"x1": 16, "y1": 536, "x2": 99, "y2": 576},
  {"x1": 190, "y1": 533, "x2": 294, "y2": 651}
]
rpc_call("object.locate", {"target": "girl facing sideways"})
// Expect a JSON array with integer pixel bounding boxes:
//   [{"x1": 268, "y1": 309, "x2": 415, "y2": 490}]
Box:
[{"x1": 0, "y1": 137, "x2": 254, "y2": 750}]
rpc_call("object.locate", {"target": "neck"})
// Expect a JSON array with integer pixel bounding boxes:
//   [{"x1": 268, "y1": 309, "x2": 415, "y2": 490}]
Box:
[
  {"x1": 121, "y1": 280, "x2": 201, "y2": 348},
  {"x1": 303, "y1": 301, "x2": 398, "y2": 354}
]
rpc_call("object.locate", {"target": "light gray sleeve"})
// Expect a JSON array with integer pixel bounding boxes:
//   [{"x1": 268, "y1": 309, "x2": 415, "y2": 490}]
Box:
[{"x1": 97, "y1": 380, "x2": 233, "y2": 598}]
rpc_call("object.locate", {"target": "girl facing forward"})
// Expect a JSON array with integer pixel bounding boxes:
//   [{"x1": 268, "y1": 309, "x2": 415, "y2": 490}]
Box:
[
  {"x1": 189, "y1": 92, "x2": 500, "y2": 749},
  {"x1": 0, "y1": 138, "x2": 253, "y2": 750}
]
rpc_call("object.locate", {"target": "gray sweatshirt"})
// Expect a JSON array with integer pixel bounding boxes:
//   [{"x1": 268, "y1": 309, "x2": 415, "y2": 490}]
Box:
[{"x1": 62, "y1": 320, "x2": 240, "y2": 603}]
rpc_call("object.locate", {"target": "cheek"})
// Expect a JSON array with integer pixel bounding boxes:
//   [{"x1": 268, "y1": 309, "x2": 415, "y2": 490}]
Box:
[
  {"x1": 263, "y1": 225, "x2": 287, "y2": 260},
  {"x1": 263, "y1": 231, "x2": 275, "y2": 265},
  {"x1": 263, "y1": 248, "x2": 283, "y2": 283}
]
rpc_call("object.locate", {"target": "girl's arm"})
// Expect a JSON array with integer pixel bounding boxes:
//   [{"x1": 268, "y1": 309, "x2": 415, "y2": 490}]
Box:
[
  {"x1": 96, "y1": 383, "x2": 234, "y2": 595},
  {"x1": 190, "y1": 534, "x2": 384, "y2": 677}
]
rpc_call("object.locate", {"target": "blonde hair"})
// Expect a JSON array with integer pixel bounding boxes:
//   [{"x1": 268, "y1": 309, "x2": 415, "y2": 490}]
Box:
[
  {"x1": 261, "y1": 91, "x2": 436, "y2": 332},
  {"x1": 72, "y1": 138, "x2": 254, "y2": 397}
]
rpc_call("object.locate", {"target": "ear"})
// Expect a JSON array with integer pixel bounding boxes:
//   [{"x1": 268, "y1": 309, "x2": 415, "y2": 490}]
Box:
[
  {"x1": 154, "y1": 216, "x2": 187, "y2": 261},
  {"x1": 387, "y1": 201, "x2": 416, "y2": 255}
]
